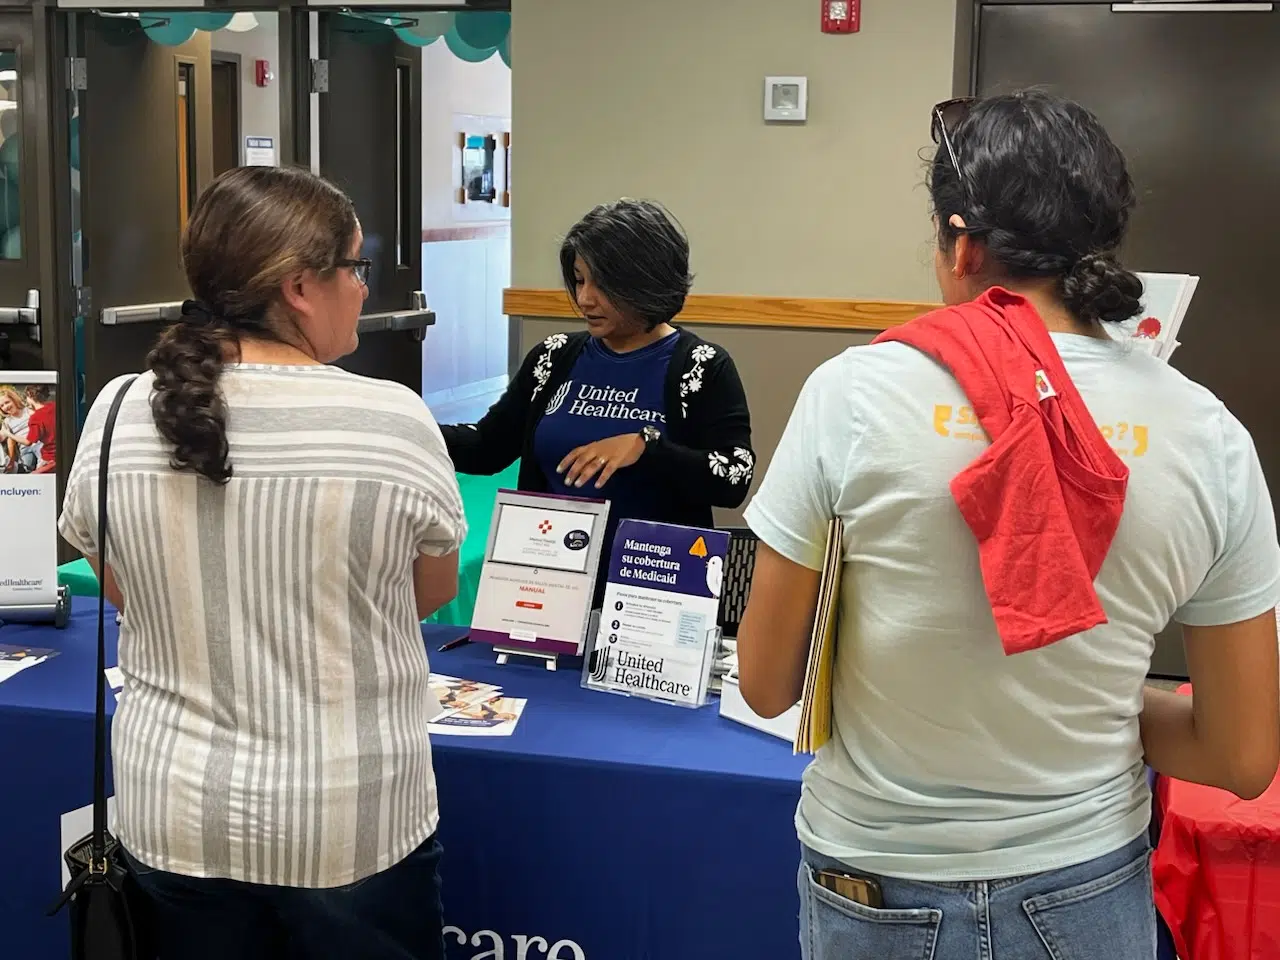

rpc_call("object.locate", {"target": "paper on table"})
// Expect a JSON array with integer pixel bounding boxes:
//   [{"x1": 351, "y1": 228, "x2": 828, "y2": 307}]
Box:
[
  {"x1": 427, "y1": 673, "x2": 501, "y2": 723},
  {"x1": 428, "y1": 695, "x2": 526, "y2": 737},
  {"x1": 794, "y1": 518, "x2": 843, "y2": 755},
  {"x1": 0, "y1": 644, "x2": 56, "y2": 684}
]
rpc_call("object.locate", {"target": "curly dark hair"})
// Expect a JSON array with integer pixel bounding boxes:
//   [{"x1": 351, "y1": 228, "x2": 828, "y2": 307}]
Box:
[
  {"x1": 147, "y1": 166, "x2": 357, "y2": 484},
  {"x1": 930, "y1": 90, "x2": 1143, "y2": 325},
  {"x1": 559, "y1": 199, "x2": 693, "y2": 331}
]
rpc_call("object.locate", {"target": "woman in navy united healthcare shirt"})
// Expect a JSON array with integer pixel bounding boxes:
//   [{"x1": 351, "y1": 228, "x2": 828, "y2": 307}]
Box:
[{"x1": 439, "y1": 199, "x2": 755, "y2": 596}]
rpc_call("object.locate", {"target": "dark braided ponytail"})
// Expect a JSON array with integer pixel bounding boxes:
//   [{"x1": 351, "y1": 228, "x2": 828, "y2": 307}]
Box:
[
  {"x1": 147, "y1": 166, "x2": 357, "y2": 484},
  {"x1": 929, "y1": 90, "x2": 1143, "y2": 326}
]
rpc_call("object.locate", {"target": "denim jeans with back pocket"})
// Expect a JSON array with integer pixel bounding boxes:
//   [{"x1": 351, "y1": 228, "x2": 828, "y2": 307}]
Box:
[{"x1": 799, "y1": 836, "x2": 1157, "y2": 960}]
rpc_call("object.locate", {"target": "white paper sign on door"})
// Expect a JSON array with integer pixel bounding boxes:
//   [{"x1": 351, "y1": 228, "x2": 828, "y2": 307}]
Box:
[{"x1": 244, "y1": 136, "x2": 276, "y2": 166}]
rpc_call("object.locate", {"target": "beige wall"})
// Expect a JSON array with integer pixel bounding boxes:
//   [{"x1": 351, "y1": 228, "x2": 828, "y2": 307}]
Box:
[
  {"x1": 511, "y1": 0, "x2": 955, "y2": 299},
  {"x1": 511, "y1": 0, "x2": 957, "y2": 517}
]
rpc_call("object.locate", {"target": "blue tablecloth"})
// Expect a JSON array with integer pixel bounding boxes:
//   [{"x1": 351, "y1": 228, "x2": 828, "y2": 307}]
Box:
[{"x1": 0, "y1": 600, "x2": 809, "y2": 960}]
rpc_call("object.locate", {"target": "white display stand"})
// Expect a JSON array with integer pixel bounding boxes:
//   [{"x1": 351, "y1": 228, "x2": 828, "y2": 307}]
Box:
[
  {"x1": 470, "y1": 490, "x2": 610, "y2": 669},
  {"x1": 0, "y1": 370, "x2": 69, "y2": 627}
]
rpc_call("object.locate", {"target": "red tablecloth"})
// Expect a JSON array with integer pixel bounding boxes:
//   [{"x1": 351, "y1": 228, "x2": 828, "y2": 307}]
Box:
[{"x1": 1152, "y1": 684, "x2": 1280, "y2": 960}]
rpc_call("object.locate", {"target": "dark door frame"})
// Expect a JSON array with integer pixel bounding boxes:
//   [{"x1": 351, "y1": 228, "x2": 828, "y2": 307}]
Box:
[
  {"x1": 277, "y1": 0, "x2": 511, "y2": 169},
  {"x1": 209, "y1": 48, "x2": 242, "y2": 171}
]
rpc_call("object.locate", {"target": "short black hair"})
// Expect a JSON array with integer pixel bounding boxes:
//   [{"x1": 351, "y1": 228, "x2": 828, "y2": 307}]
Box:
[
  {"x1": 559, "y1": 199, "x2": 692, "y2": 331},
  {"x1": 23, "y1": 383, "x2": 51, "y2": 403},
  {"x1": 930, "y1": 90, "x2": 1143, "y2": 325}
]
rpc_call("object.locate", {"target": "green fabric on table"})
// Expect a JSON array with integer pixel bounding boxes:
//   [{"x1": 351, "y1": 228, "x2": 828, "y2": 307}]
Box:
[
  {"x1": 54, "y1": 462, "x2": 520, "y2": 626},
  {"x1": 426, "y1": 462, "x2": 520, "y2": 627},
  {"x1": 58, "y1": 557, "x2": 99, "y2": 597}
]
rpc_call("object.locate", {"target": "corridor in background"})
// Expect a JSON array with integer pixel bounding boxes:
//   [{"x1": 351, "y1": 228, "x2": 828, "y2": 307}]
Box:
[{"x1": 414, "y1": 12, "x2": 511, "y2": 424}]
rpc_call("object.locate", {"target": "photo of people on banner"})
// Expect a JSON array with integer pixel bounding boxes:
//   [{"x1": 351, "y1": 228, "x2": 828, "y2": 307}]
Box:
[{"x1": 0, "y1": 381, "x2": 56, "y2": 475}]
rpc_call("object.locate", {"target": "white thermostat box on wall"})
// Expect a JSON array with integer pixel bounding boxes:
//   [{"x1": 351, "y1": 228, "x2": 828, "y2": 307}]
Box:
[{"x1": 764, "y1": 76, "x2": 808, "y2": 122}]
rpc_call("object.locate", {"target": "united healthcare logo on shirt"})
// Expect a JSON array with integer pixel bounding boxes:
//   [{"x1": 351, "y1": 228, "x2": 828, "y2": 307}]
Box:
[
  {"x1": 547, "y1": 379, "x2": 665, "y2": 424},
  {"x1": 544, "y1": 380, "x2": 572, "y2": 415}
]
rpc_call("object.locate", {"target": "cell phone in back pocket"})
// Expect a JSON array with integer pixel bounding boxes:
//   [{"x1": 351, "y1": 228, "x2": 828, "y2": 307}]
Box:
[{"x1": 815, "y1": 869, "x2": 884, "y2": 908}]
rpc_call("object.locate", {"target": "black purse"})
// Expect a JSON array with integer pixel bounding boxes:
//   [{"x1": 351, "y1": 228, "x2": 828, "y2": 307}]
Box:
[{"x1": 48, "y1": 375, "x2": 153, "y2": 960}]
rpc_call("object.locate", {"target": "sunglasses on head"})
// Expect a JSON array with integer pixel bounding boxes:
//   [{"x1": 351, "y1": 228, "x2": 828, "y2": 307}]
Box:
[{"x1": 931, "y1": 97, "x2": 977, "y2": 203}]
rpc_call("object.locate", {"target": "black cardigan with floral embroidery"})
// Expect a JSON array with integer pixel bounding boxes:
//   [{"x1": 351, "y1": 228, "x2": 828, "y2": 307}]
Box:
[{"x1": 439, "y1": 328, "x2": 755, "y2": 530}]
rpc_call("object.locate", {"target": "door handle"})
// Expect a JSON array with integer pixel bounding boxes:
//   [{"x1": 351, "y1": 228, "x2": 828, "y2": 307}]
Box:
[
  {"x1": 0, "y1": 289, "x2": 41, "y2": 343},
  {"x1": 356, "y1": 309, "x2": 436, "y2": 338},
  {"x1": 100, "y1": 301, "x2": 185, "y2": 326}
]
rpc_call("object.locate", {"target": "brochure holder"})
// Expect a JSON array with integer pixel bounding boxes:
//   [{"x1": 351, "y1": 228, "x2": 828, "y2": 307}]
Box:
[
  {"x1": 469, "y1": 490, "x2": 610, "y2": 669},
  {"x1": 0, "y1": 371, "x2": 66, "y2": 628},
  {"x1": 581, "y1": 519, "x2": 729, "y2": 710}
]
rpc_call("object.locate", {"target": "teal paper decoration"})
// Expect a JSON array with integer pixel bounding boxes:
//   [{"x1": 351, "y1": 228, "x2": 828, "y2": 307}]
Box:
[
  {"x1": 499, "y1": 34, "x2": 511, "y2": 68},
  {"x1": 445, "y1": 28, "x2": 496, "y2": 63},
  {"x1": 140, "y1": 15, "x2": 195, "y2": 46},
  {"x1": 396, "y1": 11, "x2": 455, "y2": 47},
  {"x1": 453, "y1": 11, "x2": 510, "y2": 51},
  {"x1": 140, "y1": 11, "x2": 233, "y2": 45}
]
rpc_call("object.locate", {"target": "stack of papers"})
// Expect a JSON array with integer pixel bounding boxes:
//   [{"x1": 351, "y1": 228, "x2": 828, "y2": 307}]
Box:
[
  {"x1": 429, "y1": 696, "x2": 527, "y2": 737},
  {"x1": 428, "y1": 673, "x2": 500, "y2": 722},
  {"x1": 1109, "y1": 272, "x2": 1199, "y2": 362},
  {"x1": 794, "y1": 518, "x2": 844, "y2": 755},
  {"x1": 0, "y1": 644, "x2": 57, "y2": 684},
  {"x1": 427, "y1": 673, "x2": 526, "y2": 737}
]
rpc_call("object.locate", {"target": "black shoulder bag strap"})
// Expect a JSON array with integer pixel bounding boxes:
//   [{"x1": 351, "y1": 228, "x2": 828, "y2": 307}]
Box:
[
  {"x1": 49, "y1": 375, "x2": 151, "y2": 960},
  {"x1": 91, "y1": 375, "x2": 137, "y2": 862}
]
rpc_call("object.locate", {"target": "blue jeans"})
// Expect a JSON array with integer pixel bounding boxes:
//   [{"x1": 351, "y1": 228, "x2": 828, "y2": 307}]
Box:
[
  {"x1": 124, "y1": 833, "x2": 446, "y2": 960},
  {"x1": 799, "y1": 837, "x2": 1156, "y2": 960}
]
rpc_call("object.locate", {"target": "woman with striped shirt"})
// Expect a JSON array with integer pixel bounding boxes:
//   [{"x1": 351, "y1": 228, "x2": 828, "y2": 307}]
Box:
[{"x1": 58, "y1": 166, "x2": 466, "y2": 960}]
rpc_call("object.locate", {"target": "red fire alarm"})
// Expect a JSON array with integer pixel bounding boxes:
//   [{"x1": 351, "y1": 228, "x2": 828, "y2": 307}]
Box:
[
  {"x1": 822, "y1": 0, "x2": 860, "y2": 33},
  {"x1": 254, "y1": 59, "x2": 274, "y2": 87}
]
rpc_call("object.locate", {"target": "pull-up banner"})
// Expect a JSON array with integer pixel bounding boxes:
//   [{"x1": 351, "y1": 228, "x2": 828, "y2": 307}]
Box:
[
  {"x1": 56, "y1": 0, "x2": 469, "y2": 6},
  {"x1": 0, "y1": 371, "x2": 59, "y2": 611}
]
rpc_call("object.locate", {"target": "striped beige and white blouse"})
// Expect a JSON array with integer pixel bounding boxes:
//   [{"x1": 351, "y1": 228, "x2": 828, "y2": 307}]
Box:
[{"x1": 58, "y1": 366, "x2": 466, "y2": 888}]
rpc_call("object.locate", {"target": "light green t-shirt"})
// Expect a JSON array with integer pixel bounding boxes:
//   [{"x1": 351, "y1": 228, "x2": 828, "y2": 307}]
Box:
[{"x1": 745, "y1": 334, "x2": 1279, "y2": 881}]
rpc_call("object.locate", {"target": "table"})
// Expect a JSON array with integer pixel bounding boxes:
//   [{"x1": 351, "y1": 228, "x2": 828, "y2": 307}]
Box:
[
  {"x1": 1152, "y1": 684, "x2": 1280, "y2": 960},
  {"x1": 0, "y1": 599, "x2": 809, "y2": 960},
  {"x1": 54, "y1": 462, "x2": 521, "y2": 626}
]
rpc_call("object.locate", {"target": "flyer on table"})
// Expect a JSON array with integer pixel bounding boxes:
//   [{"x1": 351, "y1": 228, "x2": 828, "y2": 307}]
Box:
[
  {"x1": 585, "y1": 519, "x2": 728, "y2": 707},
  {"x1": 0, "y1": 372, "x2": 59, "y2": 610},
  {"x1": 470, "y1": 492, "x2": 610, "y2": 656}
]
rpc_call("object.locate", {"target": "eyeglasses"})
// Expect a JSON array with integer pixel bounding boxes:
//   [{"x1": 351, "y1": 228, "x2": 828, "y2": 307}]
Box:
[
  {"x1": 337, "y1": 258, "x2": 372, "y2": 286},
  {"x1": 931, "y1": 97, "x2": 976, "y2": 202}
]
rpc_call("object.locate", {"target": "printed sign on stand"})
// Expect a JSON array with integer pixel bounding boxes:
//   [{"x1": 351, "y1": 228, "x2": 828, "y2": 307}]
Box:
[
  {"x1": 583, "y1": 519, "x2": 728, "y2": 708},
  {"x1": 470, "y1": 490, "x2": 610, "y2": 668},
  {"x1": 0, "y1": 372, "x2": 60, "y2": 615}
]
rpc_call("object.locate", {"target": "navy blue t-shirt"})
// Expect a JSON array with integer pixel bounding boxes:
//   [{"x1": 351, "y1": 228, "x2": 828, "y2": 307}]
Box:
[{"x1": 534, "y1": 332, "x2": 678, "y2": 586}]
